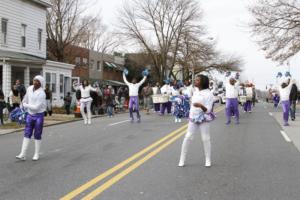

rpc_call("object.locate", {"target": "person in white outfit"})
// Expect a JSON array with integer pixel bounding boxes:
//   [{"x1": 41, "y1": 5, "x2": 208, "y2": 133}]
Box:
[
  {"x1": 178, "y1": 74, "x2": 215, "y2": 168},
  {"x1": 73, "y1": 80, "x2": 98, "y2": 125},
  {"x1": 277, "y1": 76, "x2": 296, "y2": 126},
  {"x1": 123, "y1": 70, "x2": 147, "y2": 122},
  {"x1": 16, "y1": 75, "x2": 46, "y2": 161}
]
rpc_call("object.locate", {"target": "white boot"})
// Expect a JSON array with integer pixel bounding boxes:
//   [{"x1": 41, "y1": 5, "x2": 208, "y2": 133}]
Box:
[
  {"x1": 203, "y1": 140, "x2": 211, "y2": 167},
  {"x1": 87, "y1": 118, "x2": 91, "y2": 125},
  {"x1": 16, "y1": 137, "x2": 30, "y2": 160},
  {"x1": 175, "y1": 118, "x2": 178, "y2": 123},
  {"x1": 32, "y1": 140, "x2": 41, "y2": 161},
  {"x1": 178, "y1": 138, "x2": 190, "y2": 167},
  {"x1": 178, "y1": 118, "x2": 182, "y2": 123}
]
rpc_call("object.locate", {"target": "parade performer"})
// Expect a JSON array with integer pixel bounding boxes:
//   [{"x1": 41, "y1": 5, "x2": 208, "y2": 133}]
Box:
[
  {"x1": 73, "y1": 80, "x2": 98, "y2": 125},
  {"x1": 160, "y1": 80, "x2": 172, "y2": 115},
  {"x1": 171, "y1": 90, "x2": 189, "y2": 123},
  {"x1": 178, "y1": 75, "x2": 215, "y2": 167},
  {"x1": 244, "y1": 84, "x2": 253, "y2": 113},
  {"x1": 123, "y1": 69, "x2": 147, "y2": 122},
  {"x1": 278, "y1": 76, "x2": 295, "y2": 126},
  {"x1": 16, "y1": 75, "x2": 46, "y2": 161},
  {"x1": 152, "y1": 82, "x2": 161, "y2": 113},
  {"x1": 182, "y1": 80, "x2": 194, "y2": 98},
  {"x1": 225, "y1": 72, "x2": 240, "y2": 125}
]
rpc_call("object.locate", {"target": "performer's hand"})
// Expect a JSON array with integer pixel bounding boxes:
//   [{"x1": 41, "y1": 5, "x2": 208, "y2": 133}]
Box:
[{"x1": 123, "y1": 69, "x2": 129, "y2": 76}]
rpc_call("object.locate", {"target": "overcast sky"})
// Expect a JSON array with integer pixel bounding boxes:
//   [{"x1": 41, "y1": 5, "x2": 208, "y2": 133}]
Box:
[{"x1": 92, "y1": 0, "x2": 300, "y2": 90}]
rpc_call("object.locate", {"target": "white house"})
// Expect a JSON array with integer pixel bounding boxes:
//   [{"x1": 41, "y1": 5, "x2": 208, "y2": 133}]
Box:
[{"x1": 0, "y1": 0, "x2": 74, "y2": 106}]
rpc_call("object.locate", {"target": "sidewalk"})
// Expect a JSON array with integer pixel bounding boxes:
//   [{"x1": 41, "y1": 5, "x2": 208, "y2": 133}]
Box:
[{"x1": 272, "y1": 112, "x2": 300, "y2": 152}]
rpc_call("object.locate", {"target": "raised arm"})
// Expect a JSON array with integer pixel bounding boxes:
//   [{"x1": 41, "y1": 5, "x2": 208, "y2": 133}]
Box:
[
  {"x1": 137, "y1": 76, "x2": 147, "y2": 87},
  {"x1": 123, "y1": 73, "x2": 130, "y2": 86},
  {"x1": 73, "y1": 81, "x2": 80, "y2": 91}
]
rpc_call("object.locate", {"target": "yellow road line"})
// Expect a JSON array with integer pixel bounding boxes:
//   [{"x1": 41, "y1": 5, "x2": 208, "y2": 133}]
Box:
[
  {"x1": 61, "y1": 106, "x2": 224, "y2": 200},
  {"x1": 81, "y1": 130, "x2": 187, "y2": 200},
  {"x1": 60, "y1": 124, "x2": 188, "y2": 200}
]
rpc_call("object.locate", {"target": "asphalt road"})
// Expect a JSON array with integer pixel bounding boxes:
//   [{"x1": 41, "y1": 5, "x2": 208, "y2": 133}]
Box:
[{"x1": 0, "y1": 104, "x2": 299, "y2": 200}]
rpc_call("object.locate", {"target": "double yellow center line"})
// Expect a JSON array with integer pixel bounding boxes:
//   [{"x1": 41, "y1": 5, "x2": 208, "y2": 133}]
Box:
[{"x1": 61, "y1": 106, "x2": 224, "y2": 200}]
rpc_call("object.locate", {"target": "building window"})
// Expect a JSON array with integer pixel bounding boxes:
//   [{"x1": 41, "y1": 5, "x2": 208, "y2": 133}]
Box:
[
  {"x1": 90, "y1": 59, "x2": 94, "y2": 69},
  {"x1": 75, "y1": 57, "x2": 81, "y2": 65},
  {"x1": 97, "y1": 61, "x2": 101, "y2": 71},
  {"x1": 1, "y1": 18, "x2": 8, "y2": 45},
  {"x1": 60, "y1": 74, "x2": 64, "y2": 93},
  {"x1": 82, "y1": 58, "x2": 88, "y2": 65},
  {"x1": 38, "y1": 29, "x2": 42, "y2": 50},
  {"x1": 21, "y1": 24, "x2": 26, "y2": 47},
  {"x1": 45, "y1": 72, "x2": 57, "y2": 93}
]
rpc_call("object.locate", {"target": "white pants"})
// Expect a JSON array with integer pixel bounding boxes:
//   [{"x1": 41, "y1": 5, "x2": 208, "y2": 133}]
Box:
[
  {"x1": 179, "y1": 121, "x2": 211, "y2": 164},
  {"x1": 80, "y1": 100, "x2": 92, "y2": 121}
]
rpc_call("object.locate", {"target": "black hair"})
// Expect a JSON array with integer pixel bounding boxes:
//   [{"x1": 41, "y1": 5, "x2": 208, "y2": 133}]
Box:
[
  {"x1": 82, "y1": 80, "x2": 89, "y2": 89},
  {"x1": 197, "y1": 74, "x2": 209, "y2": 90}
]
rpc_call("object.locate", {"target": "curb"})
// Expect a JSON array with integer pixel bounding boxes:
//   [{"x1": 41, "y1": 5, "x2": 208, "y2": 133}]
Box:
[{"x1": 0, "y1": 112, "x2": 128, "y2": 136}]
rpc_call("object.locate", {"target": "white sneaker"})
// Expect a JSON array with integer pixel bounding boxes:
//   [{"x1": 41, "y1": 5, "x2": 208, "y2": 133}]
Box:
[
  {"x1": 205, "y1": 159, "x2": 211, "y2": 168},
  {"x1": 175, "y1": 118, "x2": 178, "y2": 123},
  {"x1": 178, "y1": 118, "x2": 182, "y2": 123},
  {"x1": 84, "y1": 119, "x2": 87, "y2": 125},
  {"x1": 88, "y1": 119, "x2": 91, "y2": 125},
  {"x1": 178, "y1": 161, "x2": 185, "y2": 167}
]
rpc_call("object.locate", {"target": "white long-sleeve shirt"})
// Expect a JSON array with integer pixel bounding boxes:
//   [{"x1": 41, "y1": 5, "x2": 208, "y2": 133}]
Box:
[
  {"x1": 123, "y1": 74, "x2": 147, "y2": 96},
  {"x1": 225, "y1": 77, "x2": 239, "y2": 98},
  {"x1": 279, "y1": 81, "x2": 293, "y2": 101},
  {"x1": 73, "y1": 85, "x2": 97, "y2": 98},
  {"x1": 182, "y1": 85, "x2": 194, "y2": 98},
  {"x1": 22, "y1": 86, "x2": 46, "y2": 115},
  {"x1": 245, "y1": 87, "x2": 253, "y2": 98},
  {"x1": 160, "y1": 84, "x2": 172, "y2": 95},
  {"x1": 189, "y1": 89, "x2": 214, "y2": 119},
  {"x1": 152, "y1": 86, "x2": 160, "y2": 95}
]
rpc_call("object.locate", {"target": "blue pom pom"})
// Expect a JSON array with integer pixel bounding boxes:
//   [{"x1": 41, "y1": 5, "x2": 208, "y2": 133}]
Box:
[
  {"x1": 142, "y1": 69, "x2": 149, "y2": 76},
  {"x1": 285, "y1": 71, "x2": 291, "y2": 77},
  {"x1": 225, "y1": 71, "x2": 231, "y2": 77},
  {"x1": 123, "y1": 69, "x2": 129, "y2": 76},
  {"x1": 277, "y1": 72, "x2": 283, "y2": 78}
]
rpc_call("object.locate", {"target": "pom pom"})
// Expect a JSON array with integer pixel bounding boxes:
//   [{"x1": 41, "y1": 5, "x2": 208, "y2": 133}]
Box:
[
  {"x1": 123, "y1": 69, "x2": 129, "y2": 76},
  {"x1": 142, "y1": 69, "x2": 149, "y2": 76},
  {"x1": 285, "y1": 71, "x2": 291, "y2": 77},
  {"x1": 225, "y1": 71, "x2": 231, "y2": 77},
  {"x1": 277, "y1": 72, "x2": 283, "y2": 78}
]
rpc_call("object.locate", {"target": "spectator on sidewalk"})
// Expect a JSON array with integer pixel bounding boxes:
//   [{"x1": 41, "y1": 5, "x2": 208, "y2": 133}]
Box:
[
  {"x1": 0, "y1": 89, "x2": 6, "y2": 125},
  {"x1": 142, "y1": 82, "x2": 153, "y2": 114},
  {"x1": 106, "y1": 87, "x2": 114, "y2": 118},
  {"x1": 15, "y1": 79, "x2": 26, "y2": 101},
  {"x1": 279, "y1": 78, "x2": 296, "y2": 126},
  {"x1": 152, "y1": 82, "x2": 161, "y2": 113},
  {"x1": 44, "y1": 85, "x2": 53, "y2": 116},
  {"x1": 9, "y1": 85, "x2": 21, "y2": 111},
  {"x1": 64, "y1": 92, "x2": 72, "y2": 115},
  {"x1": 289, "y1": 83, "x2": 298, "y2": 121}
]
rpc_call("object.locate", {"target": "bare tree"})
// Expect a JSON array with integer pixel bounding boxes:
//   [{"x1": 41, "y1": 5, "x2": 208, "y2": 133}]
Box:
[
  {"x1": 249, "y1": 0, "x2": 300, "y2": 63},
  {"x1": 117, "y1": 0, "x2": 203, "y2": 83},
  {"x1": 47, "y1": 0, "x2": 98, "y2": 62},
  {"x1": 77, "y1": 17, "x2": 120, "y2": 54}
]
